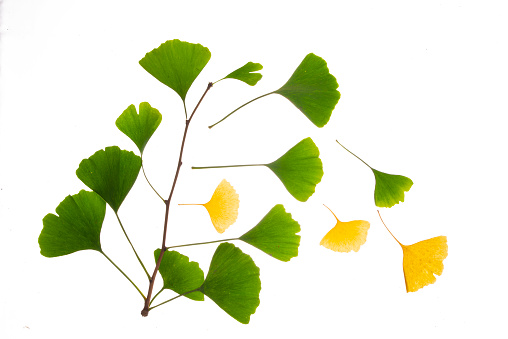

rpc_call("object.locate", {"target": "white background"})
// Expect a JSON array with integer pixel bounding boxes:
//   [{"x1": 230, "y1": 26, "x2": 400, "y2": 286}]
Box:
[{"x1": 1, "y1": 0, "x2": 507, "y2": 338}]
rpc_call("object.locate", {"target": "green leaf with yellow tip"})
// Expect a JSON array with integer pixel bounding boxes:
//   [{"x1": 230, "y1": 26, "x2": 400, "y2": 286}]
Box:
[
  {"x1": 219, "y1": 62, "x2": 263, "y2": 86},
  {"x1": 39, "y1": 190, "x2": 105, "y2": 257},
  {"x1": 116, "y1": 102, "x2": 162, "y2": 154},
  {"x1": 199, "y1": 243, "x2": 261, "y2": 324},
  {"x1": 336, "y1": 140, "x2": 413, "y2": 208},
  {"x1": 154, "y1": 249, "x2": 204, "y2": 301},
  {"x1": 76, "y1": 146, "x2": 141, "y2": 212},
  {"x1": 139, "y1": 39, "x2": 211, "y2": 102},
  {"x1": 240, "y1": 204, "x2": 300, "y2": 261}
]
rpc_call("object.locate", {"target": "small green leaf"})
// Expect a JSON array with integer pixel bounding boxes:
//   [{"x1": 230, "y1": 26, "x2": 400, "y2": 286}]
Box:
[
  {"x1": 372, "y1": 169, "x2": 413, "y2": 208},
  {"x1": 154, "y1": 249, "x2": 204, "y2": 301},
  {"x1": 240, "y1": 204, "x2": 300, "y2": 261},
  {"x1": 116, "y1": 102, "x2": 162, "y2": 154},
  {"x1": 39, "y1": 190, "x2": 105, "y2": 257},
  {"x1": 76, "y1": 146, "x2": 141, "y2": 212},
  {"x1": 266, "y1": 137, "x2": 323, "y2": 202},
  {"x1": 336, "y1": 140, "x2": 413, "y2": 208},
  {"x1": 139, "y1": 39, "x2": 211, "y2": 102},
  {"x1": 274, "y1": 53, "x2": 340, "y2": 127},
  {"x1": 220, "y1": 62, "x2": 263, "y2": 86},
  {"x1": 200, "y1": 243, "x2": 261, "y2": 324}
]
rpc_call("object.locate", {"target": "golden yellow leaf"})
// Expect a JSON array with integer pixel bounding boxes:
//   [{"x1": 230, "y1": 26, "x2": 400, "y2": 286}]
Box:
[
  {"x1": 378, "y1": 211, "x2": 448, "y2": 293},
  {"x1": 320, "y1": 205, "x2": 370, "y2": 252},
  {"x1": 180, "y1": 179, "x2": 239, "y2": 233}
]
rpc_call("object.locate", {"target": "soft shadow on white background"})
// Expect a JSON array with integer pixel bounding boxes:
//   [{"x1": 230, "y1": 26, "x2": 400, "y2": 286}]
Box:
[{"x1": 1, "y1": 0, "x2": 507, "y2": 338}]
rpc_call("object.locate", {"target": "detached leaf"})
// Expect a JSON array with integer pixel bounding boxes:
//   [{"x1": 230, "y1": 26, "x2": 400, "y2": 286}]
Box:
[
  {"x1": 378, "y1": 212, "x2": 448, "y2": 292},
  {"x1": 266, "y1": 138, "x2": 323, "y2": 202},
  {"x1": 200, "y1": 243, "x2": 261, "y2": 324},
  {"x1": 154, "y1": 249, "x2": 204, "y2": 301},
  {"x1": 180, "y1": 179, "x2": 239, "y2": 233},
  {"x1": 139, "y1": 39, "x2": 211, "y2": 101},
  {"x1": 39, "y1": 190, "x2": 105, "y2": 257},
  {"x1": 116, "y1": 102, "x2": 162, "y2": 154},
  {"x1": 274, "y1": 53, "x2": 340, "y2": 127},
  {"x1": 320, "y1": 205, "x2": 370, "y2": 253},
  {"x1": 402, "y1": 236, "x2": 448, "y2": 292},
  {"x1": 372, "y1": 169, "x2": 413, "y2": 208},
  {"x1": 240, "y1": 205, "x2": 300, "y2": 261},
  {"x1": 220, "y1": 62, "x2": 263, "y2": 86},
  {"x1": 76, "y1": 146, "x2": 141, "y2": 212},
  {"x1": 336, "y1": 140, "x2": 413, "y2": 208}
]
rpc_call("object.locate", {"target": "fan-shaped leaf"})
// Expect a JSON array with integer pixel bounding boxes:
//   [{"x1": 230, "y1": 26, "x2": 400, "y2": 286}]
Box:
[
  {"x1": 372, "y1": 169, "x2": 413, "y2": 208},
  {"x1": 39, "y1": 190, "x2": 105, "y2": 257},
  {"x1": 220, "y1": 62, "x2": 263, "y2": 86},
  {"x1": 266, "y1": 137, "x2": 323, "y2": 202},
  {"x1": 274, "y1": 53, "x2": 340, "y2": 127},
  {"x1": 154, "y1": 249, "x2": 204, "y2": 301},
  {"x1": 76, "y1": 146, "x2": 141, "y2": 212},
  {"x1": 116, "y1": 102, "x2": 162, "y2": 154},
  {"x1": 320, "y1": 205, "x2": 370, "y2": 253},
  {"x1": 336, "y1": 140, "x2": 413, "y2": 208},
  {"x1": 139, "y1": 39, "x2": 211, "y2": 102},
  {"x1": 200, "y1": 243, "x2": 261, "y2": 324},
  {"x1": 240, "y1": 204, "x2": 300, "y2": 261},
  {"x1": 180, "y1": 179, "x2": 239, "y2": 233}
]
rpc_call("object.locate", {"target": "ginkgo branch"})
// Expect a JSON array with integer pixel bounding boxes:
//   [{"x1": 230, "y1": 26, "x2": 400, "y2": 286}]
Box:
[
  {"x1": 208, "y1": 92, "x2": 275, "y2": 129},
  {"x1": 142, "y1": 82, "x2": 214, "y2": 317},
  {"x1": 114, "y1": 212, "x2": 151, "y2": 280}
]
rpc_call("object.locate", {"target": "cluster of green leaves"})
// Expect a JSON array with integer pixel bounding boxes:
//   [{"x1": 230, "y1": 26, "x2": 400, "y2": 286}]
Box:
[{"x1": 39, "y1": 38, "x2": 416, "y2": 323}]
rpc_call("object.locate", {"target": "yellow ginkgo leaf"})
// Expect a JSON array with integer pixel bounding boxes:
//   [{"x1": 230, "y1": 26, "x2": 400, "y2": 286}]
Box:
[
  {"x1": 180, "y1": 179, "x2": 239, "y2": 233},
  {"x1": 378, "y1": 211, "x2": 448, "y2": 293},
  {"x1": 320, "y1": 205, "x2": 370, "y2": 252}
]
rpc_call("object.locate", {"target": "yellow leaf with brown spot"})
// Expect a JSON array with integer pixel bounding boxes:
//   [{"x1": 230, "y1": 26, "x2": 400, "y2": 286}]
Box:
[
  {"x1": 378, "y1": 211, "x2": 448, "y2": 292},
  {"x1": 180, "y1": 179, "x2": 239, "y2": 233},
  {"x1": 320, "y1": 205, "x2": 370, "y2": 252}
]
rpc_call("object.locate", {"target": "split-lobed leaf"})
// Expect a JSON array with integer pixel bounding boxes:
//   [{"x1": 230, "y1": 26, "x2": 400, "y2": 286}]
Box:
[
  {"x1": 200, "y1": 243, "x2": 261, "y2": 324},
  {"x1": 180, "y1": 179, "x2": 239, "y2": 233},
  {"x1": 209, "y1": 53, "x2": 339, "y2": 128},
  {"x1": 116, "y1": 102, "x2": 162, "y2": 154},
  {"x1": 319, "y1": 205, "x2": 370, "y2": 253},
  {"x1": 139, "y1": 39, "x2": 211, "y2": 102},
  {"x1": 192, "y1": 138, "x2": 323, "y2": 202},
  {"x1": 218, "y1": 62, "x2": 263, "y2": 86},
  {"x1": 378, "y1": 212, "x2": 448, "y2": 292},
  {"x1": 39, "y1": 190, "x2": 105, "y2": 257},
  {"x1": 240, "y1": 204, "x2": 300, "y2": 261},
  {"x1": 336, "y1": 140, "x2": 413, "y2": 208},
  {"x1": 154, "y1": 249, "x2": 204, "y2": 301},
  {"x1": 76, "y1": 146, "x2": 141, "y2": 212}
]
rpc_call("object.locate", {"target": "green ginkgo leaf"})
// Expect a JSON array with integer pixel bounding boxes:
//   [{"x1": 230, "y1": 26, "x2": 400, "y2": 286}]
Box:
[
  {"x1": 76, "y1": 146, "x2": 141, "y2": 212},
  {"x1": 218, "y1": 62, "x2": 263, "y2": 86},
  {"x1": 208, "y1": 53, "x2": 339, "y2": 129},
  {"x1": 154, "y1": 249, "x2": 204, "y2": 301},
  {"x1": 199, "y1": 243, "x2": 261, "y2": 324},
  {"x1": 192, "y1": 137, "x2": 323, "y2": 202},
  {"x1": 274, "y1": 53, "x2": 340, "y2": 127},
  {"x1": 116, "y1": 102, "x2": 162, "y2": 154},
  {"x1": 139, "y1": 39, "x2": 211, "y2": 102},
  {"x1": 336, "y1": 140, "x2": 413, "y2": 208},
  {"x1": 240, "y1": 204, "x2": 301, "y2": 261},
  {"x1": 39, "y1": 190, "x2": 105, "y2": 257},
  {"x1": 266, "y1": 138, "x2": 323, "y2": 202}
]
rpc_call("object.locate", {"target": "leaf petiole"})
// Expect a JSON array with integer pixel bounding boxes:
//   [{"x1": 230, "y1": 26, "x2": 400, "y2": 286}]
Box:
[
  {"x1": 336, "y1": 140, "x2": 372, "y2": 169},
  {"x1": 150, "y1": 287, "x2": 165, "y2": 306},
  {"x1": 149, "y1": 288, "x2": 200, "y2": 312},
  {"x1": 165, "y1": 238, "x2": 239, "y2": 250},
  {"x1": 208, "y1": 91, "x2": 275, "y2": 129},
  {"x1": 192, "y1": 164, "x2": 264, "y2": 170},
  {"x1": 141, "y1": 156, "x2": 165, "y2": 203},
  {"x1": 101, "y1": 251, "x2": 146, "y2": 300}
]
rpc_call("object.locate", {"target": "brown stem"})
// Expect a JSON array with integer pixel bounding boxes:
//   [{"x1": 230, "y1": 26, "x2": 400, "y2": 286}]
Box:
[{"x1": 141, "y1": 82, "x2": 213, "y2": 317}]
